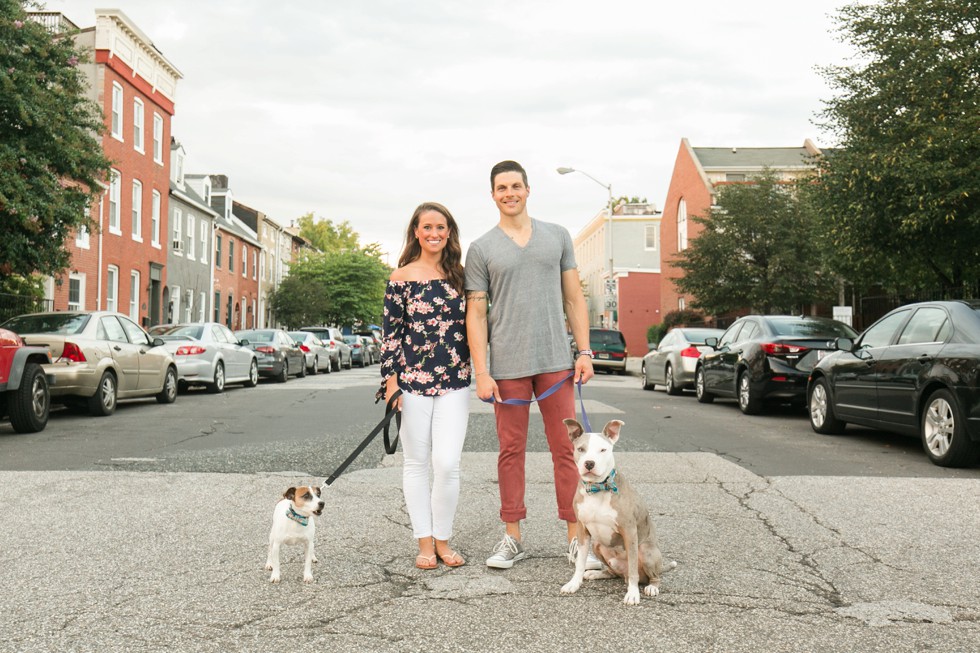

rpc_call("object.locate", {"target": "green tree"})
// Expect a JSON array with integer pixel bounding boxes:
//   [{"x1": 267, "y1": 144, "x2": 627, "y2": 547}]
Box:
[
  {"x1": 270, "y1": 249, "x2": 389, "y2": 328},
  {"x1": 295, "y1": 213, "x2": 361, "y2": 253},
  {"x1": 812, "y1": 0, "x2": 980, "y2": 292},
  {"x1": 673, "y1": 171, "x2": 837, "y2": 315},
  {"x1": 0, "y1": 1, "x2": 111, "y2": 285}
]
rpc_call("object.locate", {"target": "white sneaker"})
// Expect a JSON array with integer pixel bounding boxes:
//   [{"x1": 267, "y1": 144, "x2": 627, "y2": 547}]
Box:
[
  {"x1": 568, "y1": 537, "x2": 603, "y2": 571},
  {"x1": 486, "y1": 534, "x2": 527, "y2": 569}
]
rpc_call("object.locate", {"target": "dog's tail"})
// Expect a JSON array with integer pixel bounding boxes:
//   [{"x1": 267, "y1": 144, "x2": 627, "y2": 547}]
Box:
[{"x1": 662, "y1": 560, "x2": 678, "y2": 574}]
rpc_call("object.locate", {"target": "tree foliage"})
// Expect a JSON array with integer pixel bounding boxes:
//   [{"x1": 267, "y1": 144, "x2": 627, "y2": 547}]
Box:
[
  {"x1": 0, "y1": 1, "x2": 111, "y2": 284},
  {"x1": 812, "y1": 0, "x2": 980, "y2": 292},
  {"x1": 295, "y1": 213, "x2": 362, "y2": 253},
  {"x1": 270, "y1": 249, "x2": 389, "y2": 329},
  {"x1": 673, "y1": 171, "x2": 837, "y2": 315}
]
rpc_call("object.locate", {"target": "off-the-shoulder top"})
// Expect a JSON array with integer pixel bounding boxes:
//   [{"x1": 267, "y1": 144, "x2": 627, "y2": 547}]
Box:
[{"x1": 377, "y1": 279, "x2": 471, "y2": 400}]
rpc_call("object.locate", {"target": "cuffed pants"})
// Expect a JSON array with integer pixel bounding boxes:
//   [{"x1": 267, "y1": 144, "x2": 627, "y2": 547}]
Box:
[
  {"x1": 493, "y1": 370, "x2": 578, "y2": 523},
  {"x1": 400, "y1": 387, "x2": 470, "y2": 540}
]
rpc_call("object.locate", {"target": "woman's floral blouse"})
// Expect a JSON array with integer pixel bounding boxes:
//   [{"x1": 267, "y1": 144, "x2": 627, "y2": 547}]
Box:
[{"x1": 378, "y1": 279, "x2": 471, "y2": 400}]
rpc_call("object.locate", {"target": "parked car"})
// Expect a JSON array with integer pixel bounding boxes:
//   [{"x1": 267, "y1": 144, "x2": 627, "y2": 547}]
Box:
[
  {"x1": 299, "y1": 326, "x2": 352, "y2": 371},
  {"x1": 0, "y1": 327, "x2": 52, "y2": 433},
  {"x1": 1, "y1": 311, "x2": 178, "y2": 416},
  {"x1": 235, "y1": 328, "x2": 306, "y2": 382},
  {"x1": 807, "y1": 300, "x2": 980, "y2": 468},
  {"x1": 695, "y1": 315, "x2": 857, "y2": 415},
  {"x1": 153, "y1": 322, "x2": 259, "y2": 392},
  {"x1": 288, "y1": 331, "x2": 333, "y2": 375},
  {"x1": 641, "y1": 327, "x2": 724, "y2": 394},
  {"x1": 586, "y1": 328, "x2": 628, "y2": 375},
  {"x1": 344, "y1": 335, "x2": 371, "y2": 367},
  {"x1": 356, "y1": 331, "x2": 382, "y2": 365}
]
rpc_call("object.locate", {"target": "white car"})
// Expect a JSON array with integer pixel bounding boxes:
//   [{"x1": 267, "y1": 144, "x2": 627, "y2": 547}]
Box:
[
  {"x1": 288, "y1": 331, "x2": 333, "y2": 375},
  {"x1": 153, "y1": 322, "x2": 259, "y2": 393}
]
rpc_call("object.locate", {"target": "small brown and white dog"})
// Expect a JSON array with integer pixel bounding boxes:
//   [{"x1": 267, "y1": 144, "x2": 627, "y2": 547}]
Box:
[
  {"x1": 265, "y1": 485, "x2": 324, "y2": 583},
  {"x1": 561, "y1": 419, "x2": 675, "y2": 605}
]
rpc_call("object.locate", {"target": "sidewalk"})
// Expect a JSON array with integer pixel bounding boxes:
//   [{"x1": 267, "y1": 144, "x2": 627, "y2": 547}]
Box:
[{"x1": 2, "y1": 452, "x2": 978, "y2": 652}]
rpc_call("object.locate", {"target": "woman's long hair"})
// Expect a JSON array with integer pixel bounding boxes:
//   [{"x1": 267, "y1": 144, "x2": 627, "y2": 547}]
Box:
[{"x1": 397, "y1": 202, "x2": 465, "y2": 294}]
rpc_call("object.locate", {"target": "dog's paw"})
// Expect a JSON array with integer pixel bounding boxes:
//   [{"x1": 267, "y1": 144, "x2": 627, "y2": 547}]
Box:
[
  {"x1": 644, "y1": 584, "x2": 660, "y2": 597},
  {"x1": 303, "y1": 574, "x2": 314, "y2": 583},
  {"x1": 312, "y1": 556, "x2": 318, "y2": 564},
  {"x1": 623, "y1": 586, "x2": 641, "y2": 605},
  {"x1": 560, "y1": 580, "x2": 581, "y2": 595},
  {"x1": 269, "y1": 573, "x2": 281, "y2": 584},
  {"x1": 264, "y1": 563, "x2": 273, "y2": 571}
]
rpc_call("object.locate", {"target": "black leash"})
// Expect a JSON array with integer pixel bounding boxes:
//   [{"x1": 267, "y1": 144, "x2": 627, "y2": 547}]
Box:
[{"x1": 320, "y1": 390, "x2": 401, "y2": 489}]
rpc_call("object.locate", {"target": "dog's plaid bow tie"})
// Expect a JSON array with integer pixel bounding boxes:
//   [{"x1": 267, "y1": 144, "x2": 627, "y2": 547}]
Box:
[{"x1": 583, "y1": 468, "x2": 618, "y2": 494}]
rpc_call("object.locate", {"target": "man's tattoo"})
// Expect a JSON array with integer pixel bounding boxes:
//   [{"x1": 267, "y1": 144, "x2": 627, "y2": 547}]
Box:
[{"x1": 466, "y1": 292, "x2": 488, "y2": 303}]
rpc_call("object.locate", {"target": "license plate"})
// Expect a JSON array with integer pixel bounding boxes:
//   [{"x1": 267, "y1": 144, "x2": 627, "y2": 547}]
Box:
[{"x1": 597, "y1": 353, "x2": 609, "y2": 359}]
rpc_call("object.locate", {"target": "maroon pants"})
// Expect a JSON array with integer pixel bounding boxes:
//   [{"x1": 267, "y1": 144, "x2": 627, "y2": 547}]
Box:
[{"x1": 493, "y1": 370, "x2": 579, "y2": 523}]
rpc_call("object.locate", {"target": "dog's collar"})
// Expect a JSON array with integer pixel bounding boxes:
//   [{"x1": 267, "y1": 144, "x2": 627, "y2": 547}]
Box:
[
  {"x1": 286, "y1": 506, "x2": 310, "y2": 527},
  {"x1": 583, "y1": 468, "x2": 618, "y2": 494}
]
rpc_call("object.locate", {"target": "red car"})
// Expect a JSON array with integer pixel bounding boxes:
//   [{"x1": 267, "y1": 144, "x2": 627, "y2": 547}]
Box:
[{"x1": 0, "y1": 327, "x2": 53, "y2": 433}]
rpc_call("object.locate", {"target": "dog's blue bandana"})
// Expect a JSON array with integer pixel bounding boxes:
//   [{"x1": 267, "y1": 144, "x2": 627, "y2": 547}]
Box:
[
  {"x1": 583, "y1": 468, "x2": 618, "y2": 494},
  {"x1": 286, "y1": 506, "x2": 310, "y2": 527}
]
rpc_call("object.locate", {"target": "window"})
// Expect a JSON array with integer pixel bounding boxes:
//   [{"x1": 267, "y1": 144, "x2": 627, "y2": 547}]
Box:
[
  {"x1": 199, "y1": 220, "x2": 208, "y2": 264},
  {"x1": 198, "y1": 291, "x2": 207, "y2": 322},
  {"x1": 170, "y1": 285, "x2": 181, "y2": 323},
  {"x1": 678, "y1": 297, "x2": 686, "y2": 311},
  {"x1": 172, "y1": 207, "x2": 183, "y2": 254},
  {"x1": 131, "y1": 180, "x2": 143, "y2": 241},
  {"x1": 860, "y1": 310, "x2": 911, "y2": 349},
  {"x1": 214, "y1": 291, "x2": 221, "y2": 322},
  {"x1": 129, "y1": 270, "x2": 140, "y2": 321},
  {"x1": 111, "y1": 83, "x2": 123, "y2": 140},
  {"x1": 119, "y1": 316, "x2": 149, "y2": 345},
  {"x1": 153, "y1": 113, "x2": 163, "y2": 164},
  {"x1": 726, "y1": 173, "x2": 746, "y2": 182},
  {"x1": 259, "y1": 252, "x2": 266, "y2": 282},
  {"x1": 229, "y1": 239, "x2": 235, "y2": 272},
  {"x1": 108, "y1": 170, "x2": 121, "y2": 234},
  {"x1": 184, "y1": 289, "x2": 194, "y2": 322},
  {"x1": 240, "y1": 296, "x2": 246, "y2": 328},
  {"x1": 101, "y1": 316, "x2": 128, "y2": 343},
  {"x1": 68, "y1": 273, "x2": 85, "y2": 311},
  {"x1": 897, "y1": 308, "x2": 949, "y2": 345},
  {"x1": 186, "y1": 214, "x2": 195, "y2": 259},
  {"x1": 151, "y1": 190, "x2": 161, "y2": 246},
  {"x1": 242, "y1": 245, "x2": 247, "y2": 278},
  {"x1": 644, "y1": 224, "x2": 658, "y2": 250},
  {"x1": 133, "y1": 98, "x2": 144, "y2": 153},
  {"x1": 76, "y1": 220, "x2": 90, "y2": 249},
  {"x1": 226, "y1": 294, "x2": 233, "y2": 328},
  {"x1": 215, "y1": 234, "x2": 222, "y2": 268},
  {"x1": 677, "y1": 199, "x2": 687, "y2": 251},
  {"x1": 252, "y1": 250, "x2": 257, "y2": 279},
  {"x1": 106, "y1": 265, "x2": 119, "y2": 312}
]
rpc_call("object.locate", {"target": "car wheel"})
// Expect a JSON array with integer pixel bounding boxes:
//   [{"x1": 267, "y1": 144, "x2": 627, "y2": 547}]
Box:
[
  {"x1": 243, "y1": 359, "x2": 259, "y2": 387},
  {"x1": 331, "y1": 356, "x2": 340, "y2": 372},
  {"x1": 277, "y1": 360, "x2": 289, "y2": 383},
  {"x1": 297, "y1": 358, "x2": 307, "y2": 378},
  {"x1": 345, "y1": 355, "x2": 352, "y2": 370},
  {"x1": 665, "y1": 364, "x2": 682, "y2": 396},
  {"x1": 208, "y1": 361, "x2": 226, "y2": 394},
  {"x1": 921, "y1": 389, "x2": 979, "y2": 467},
  {"x1": 737, "y1": 371, "x2": 763, "y2": 415},
  {"x1": 310, "y1": 356, "x2": 319, "y2": 376},
  {"x1": 156, "y1": 366, "x2": 178, "y2": 404},
  {"x1": 641, "y1": 362, "x2": 655, "y2": 391},
  {"x1": 323, "y1": 356, "x2": 331, "y2": 374},
  {"x1": 809, "y1": 377, "x2": 845, "y2": 434},
  {"x1": 695, "y1": 367, "x2": 714, "y2": 404},
  {"x1": 88, "y1": 370, "x2": 118, "y2": 416},
  {"x1": 8, "y1": 362, "x2": 49, "y2": 433}
]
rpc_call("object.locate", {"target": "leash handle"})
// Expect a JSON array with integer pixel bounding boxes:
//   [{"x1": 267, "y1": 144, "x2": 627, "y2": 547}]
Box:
[
  {"x1": 478, "y1": 370, "x2": 592, "y2": 431},
  {"x1": 322, "y1": 390, "x2": 401, "y2": 488}
]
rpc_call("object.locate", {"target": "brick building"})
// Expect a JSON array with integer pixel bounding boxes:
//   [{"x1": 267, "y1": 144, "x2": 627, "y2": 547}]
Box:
[
  {"x1": 659, "y1": 138, "x2": 824, "y2": 319},
  {"x1": 41, "y1": 10, "x2": 181, "y2": 327}
]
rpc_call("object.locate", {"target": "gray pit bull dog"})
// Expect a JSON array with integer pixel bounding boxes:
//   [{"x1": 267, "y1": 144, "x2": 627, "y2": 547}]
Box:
[{"x1": 560, "y1": 418, "x2": 676, "y2": 605}]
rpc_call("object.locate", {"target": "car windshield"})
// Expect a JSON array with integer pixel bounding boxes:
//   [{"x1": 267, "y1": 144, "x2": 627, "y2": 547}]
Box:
[
  {"x1": 767, "y1": 318, "x2": 857, "y2": 338},
  {"x1": 591, "y1": 330, "x2": 625, "y2": 346},
  {"x1": 678, "y1": 328, "x2": 721, "y2": 344},
  {"x1": 237, "y1": 330, "x2": 275, "y2": 342},
  {"x1": 344, "y1": 335, "x2": 358, "y2": 344},
  {"x1": 287, "y1": 332, "x2": 308, "y2": 343},
  {"x1": 1, "y1": 313, "x2": 90, "y2": 335},
  {"x1": 162, "y1": 325, "x2": 204, "y2": 339}
]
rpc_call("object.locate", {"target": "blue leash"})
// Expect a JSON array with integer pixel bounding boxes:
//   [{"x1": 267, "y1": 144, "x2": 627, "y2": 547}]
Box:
[{"x1": 480, "y1": 370, "x2": 593, "y2": 432}]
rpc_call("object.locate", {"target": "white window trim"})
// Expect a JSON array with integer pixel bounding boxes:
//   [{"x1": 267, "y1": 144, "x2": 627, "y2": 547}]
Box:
[
  {"x1": 129, "y1": 270, "x2": 140, "y2": 321},
  {"x1": 171, "y1": 285, "x2": 181, "y2": 323},
  {"x1": 242, "y1": 245, "x2": 247, "y2": 278},
  {"x1": 184, "y1": 288, "x2": 194, "y2": 323},
  {"x1": 677, "y1": 199, "x2": 688, "y2": 251},
  {"x1": 133, "y1": 98, "x2": 144, "y2": 153},
  {"x1": 172, "y1": 207, "x2": 183, "y2": 256},
  {"x1": 199, "y1": 221, "x2": 208, "y2": 264},
  {"x1": 153, "y1": 113, "x2": 164, "y2": 165},
  {"x1": 198, "y1": 291, "x2": 206, "y2": 322},
  {"x1": 151, "y1": 190, "x2": 161, "y2": 248},
  {"x1": 76, "y1": 223, "x2": 90, "y2": 249},
  {"x1": 111, "y1": 82, "x2": 124, "y2": 141},
  {"x1": 186, "y1": 213, "x2": 196, "y2": 259},
  {"x1": 131, "y1": 179, "x2": 143, "y2": 242},
  {"x1": 106, "y1": 265, "x2": 119, "y2": 312},
  {"x1": 644, "y1": 224, "x2": 659, "y2": 251},
  {"x1": 108, "y1": 169, "x2": 121, "y2": 235},
  {"x1": 68, "y1": 273, "x2": 85, "y2": 311}
]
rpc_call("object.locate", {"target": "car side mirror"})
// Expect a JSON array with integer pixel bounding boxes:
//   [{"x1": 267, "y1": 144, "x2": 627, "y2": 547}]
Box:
[
  {"x1": 239, "y1": 339, "x2": 249, "y2": 346},
  {"x1": 152, "y1": 337, "x2": 165, "y2": 347},
  {"x1": 834, "y1": 337, "x2": 855, "y2": 352},
  {"x1": 704, "y1": 337, "x2": 719, "y2": 349}
]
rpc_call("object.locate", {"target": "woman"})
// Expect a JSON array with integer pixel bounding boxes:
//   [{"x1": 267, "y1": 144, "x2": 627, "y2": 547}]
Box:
[{"x1": 379, "y1": 202, "x2": 471, "y2": 569}]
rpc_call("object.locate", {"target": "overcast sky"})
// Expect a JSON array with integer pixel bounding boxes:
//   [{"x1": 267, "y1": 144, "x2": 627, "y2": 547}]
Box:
[{"x1": 42, "y1": 0, "x2": 854, "y2": 264}]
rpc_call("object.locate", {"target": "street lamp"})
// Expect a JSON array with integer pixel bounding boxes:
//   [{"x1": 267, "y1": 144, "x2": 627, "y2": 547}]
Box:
[{"x1": 557, "y1": 166, "x2": 616, "y2": 325}]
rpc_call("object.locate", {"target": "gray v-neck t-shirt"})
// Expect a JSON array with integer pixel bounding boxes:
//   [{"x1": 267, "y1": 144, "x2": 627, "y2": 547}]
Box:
[{"x1": 464, "y1": 218, "x2": 577, "y2": 380}]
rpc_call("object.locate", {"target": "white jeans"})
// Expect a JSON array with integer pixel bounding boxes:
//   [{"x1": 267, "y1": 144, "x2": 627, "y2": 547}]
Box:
[{"x1": 399, "y1": 387, "x2": 470, "y2": 540}]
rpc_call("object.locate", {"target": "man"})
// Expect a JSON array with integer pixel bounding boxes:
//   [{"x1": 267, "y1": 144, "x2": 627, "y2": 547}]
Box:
[{"x1": 465, "y1": 160, "x2": 597, "y2": 569}]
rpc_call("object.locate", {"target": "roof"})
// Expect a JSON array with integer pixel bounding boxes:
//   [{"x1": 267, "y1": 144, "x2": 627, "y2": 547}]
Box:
[{"x1": 693, "y1": 147, "x2": 814, "y2": 169}]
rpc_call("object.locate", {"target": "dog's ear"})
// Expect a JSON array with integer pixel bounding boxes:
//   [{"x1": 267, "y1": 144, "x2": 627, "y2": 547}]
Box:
[
  {"x1": 563, "y1": 418, "x2": 583, "y2": 441},
  {"x1": 603, "y1": 420, "x2": 625, "y2": 444},
  {"x1": 312, "y1": 485, "x2": 322, "y2": 497},
  {"x1": 284, "y1": 487, "x2": 297, "y2": 501}
]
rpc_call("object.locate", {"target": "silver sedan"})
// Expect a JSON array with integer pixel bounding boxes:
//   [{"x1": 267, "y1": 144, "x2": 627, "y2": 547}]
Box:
[
  {"x1": 288, "y1": 331, "x2": 333, "y2": 375},
  {"x1": 154, "y1": 322, "x2": 259, "y2": 393},
  {"x1": 641, "y1": 327, "x2": 724, "y2": 395}
]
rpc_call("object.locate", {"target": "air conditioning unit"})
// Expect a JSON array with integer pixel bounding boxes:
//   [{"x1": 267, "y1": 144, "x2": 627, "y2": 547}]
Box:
[{"x1": 172, "y1": 239, "x2": 183, "y2": 252}]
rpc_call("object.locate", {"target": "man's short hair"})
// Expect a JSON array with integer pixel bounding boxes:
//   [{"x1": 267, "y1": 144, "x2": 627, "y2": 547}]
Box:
[{"x1": 490, "y1": 160, "x2": 528, "y2": 189}]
